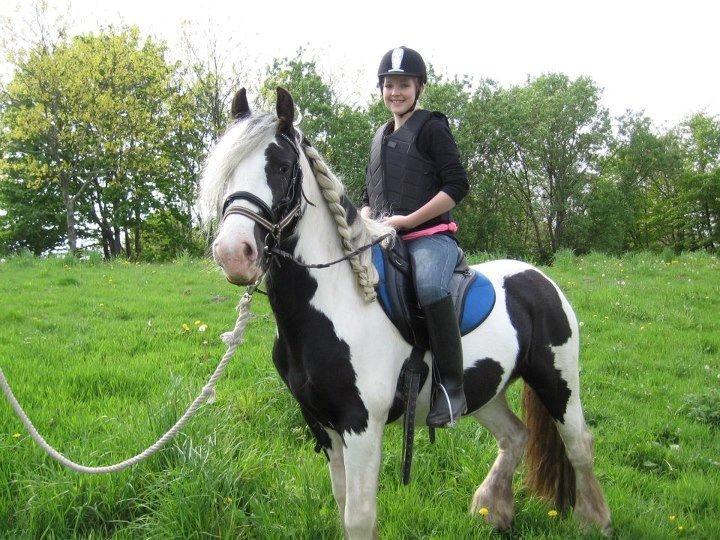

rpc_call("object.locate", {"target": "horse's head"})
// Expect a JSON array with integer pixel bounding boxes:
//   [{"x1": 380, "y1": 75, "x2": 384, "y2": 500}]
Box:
[{"x1": 199, "y1": 87, "x2": 305, "y2": 286}]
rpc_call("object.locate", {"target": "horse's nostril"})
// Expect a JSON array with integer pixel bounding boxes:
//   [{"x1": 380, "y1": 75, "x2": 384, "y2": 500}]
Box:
[{"x1": 243, "y1": 242, "x2": 255, "y2": 261}]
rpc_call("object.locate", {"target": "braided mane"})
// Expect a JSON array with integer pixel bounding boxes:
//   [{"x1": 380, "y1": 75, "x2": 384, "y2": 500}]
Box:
[{"x1": 301, "y1": 143, "x2": 395, "y2": 302}]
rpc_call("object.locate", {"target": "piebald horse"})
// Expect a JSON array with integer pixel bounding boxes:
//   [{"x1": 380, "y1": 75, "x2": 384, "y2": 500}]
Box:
[{"x1": 198, "y1": 87, "x2": 612, "y2": 538}]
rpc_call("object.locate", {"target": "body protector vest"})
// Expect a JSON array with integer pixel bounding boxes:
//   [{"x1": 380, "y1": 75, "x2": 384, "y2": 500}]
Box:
[{"x1": 366, "y1": 110, "x2": 451, "y2": 223}]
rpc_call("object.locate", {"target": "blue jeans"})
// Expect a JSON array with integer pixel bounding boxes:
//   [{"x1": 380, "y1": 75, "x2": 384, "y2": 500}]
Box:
[{"x1": 406, "y1": 234, "x2": 461, "y2": 307}]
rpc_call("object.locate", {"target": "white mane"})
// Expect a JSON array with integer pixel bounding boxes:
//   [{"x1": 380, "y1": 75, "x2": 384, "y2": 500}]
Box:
[{"x1": 197, "y1": 113, "x2": 279, "y2": 225}]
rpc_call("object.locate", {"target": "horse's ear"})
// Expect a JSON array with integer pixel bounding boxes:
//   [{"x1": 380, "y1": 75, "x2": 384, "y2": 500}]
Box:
[
  {"x1": 231, "y1": 88, "x2": 250, "y2": 120},
  {"x1": 276, "y1": 87, "x2": 295, "y2": 133}
]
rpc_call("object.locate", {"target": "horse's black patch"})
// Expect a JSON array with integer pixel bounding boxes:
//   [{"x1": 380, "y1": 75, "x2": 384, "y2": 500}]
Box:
[
  {"x1": 340, "y1": 194, "x2": 358, "y2": 226},
  {"x1": 264, "y1": 136, "x2": 299, "y2": 209},
  {"x1": 504, "y1": 269, "x2": 572, "y2": 422},
  {"x1": 272, "y1": 336, "x2": 331, "y2": 453},
  {"x1": 250, "y1": 135, "x2": 304, "y2": 258},
  {"x1": 267, "y1": 239, "x2": 369, "y2": 445},
  {"x1": 463, "y1": 358, "x2": 504, "y2": 413}
]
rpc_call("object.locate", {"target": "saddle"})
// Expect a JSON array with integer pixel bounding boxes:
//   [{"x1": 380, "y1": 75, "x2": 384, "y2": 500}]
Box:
[
  {"x1": 371, "y1": 238, "x2": 496, "y2": 350},
  {"x1": 371, "y1": 237, "x2": 496, "y2": 484}
]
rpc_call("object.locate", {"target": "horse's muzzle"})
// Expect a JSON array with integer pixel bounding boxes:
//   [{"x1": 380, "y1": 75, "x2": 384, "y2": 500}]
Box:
[{"x1": 213, "y1": 239, "x2": 263, "y2": 286}]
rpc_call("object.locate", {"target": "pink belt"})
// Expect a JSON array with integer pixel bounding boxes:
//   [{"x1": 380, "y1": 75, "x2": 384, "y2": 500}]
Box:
[{"x1": 401, "y1": 222, "x2": 458, "y2": 241}]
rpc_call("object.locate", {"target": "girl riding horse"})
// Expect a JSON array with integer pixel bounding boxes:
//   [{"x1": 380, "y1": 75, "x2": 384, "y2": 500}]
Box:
[{"x1": 361, "y1": 46, "x2": 468, "y2": 428}]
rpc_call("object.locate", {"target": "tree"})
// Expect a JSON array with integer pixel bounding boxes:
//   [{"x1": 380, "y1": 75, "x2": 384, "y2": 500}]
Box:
[
  {"x1": 1, "y1": 27, "x2": 175, "y2": 257},
  {"x1": 465, "y1": 74, "x2": 610, "y2": 259},
  {"x1": 605, "y1": 113, "x2": 687, "y2": 251},
  {"x1": 680, "y1": 113, "x2": 720, "y2": 249}
]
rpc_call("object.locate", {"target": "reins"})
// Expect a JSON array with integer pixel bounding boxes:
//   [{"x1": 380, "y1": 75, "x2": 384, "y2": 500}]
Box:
[{"x1": 268, "y1": 233, "x2": 390, "y2": 269}]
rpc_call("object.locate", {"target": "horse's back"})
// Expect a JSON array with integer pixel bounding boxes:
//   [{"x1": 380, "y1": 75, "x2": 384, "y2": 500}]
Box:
[{"x1": 472, "y1": 258, "x2": 576, "y2": 324}]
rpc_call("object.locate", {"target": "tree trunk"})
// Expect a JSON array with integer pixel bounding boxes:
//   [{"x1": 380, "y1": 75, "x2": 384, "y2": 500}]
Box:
[
  {"x1": 112, "y1": 227, "x2": 122, "y2": 257},
  {"x1": 101, "y1": 230, "x2": 111, "y2": 259},
  {"x1": 61, "y1": 177, "x2": 78, "y2": 254},
  {"x1": 555, "y1": 208, "x2": 566, "y2": 251},
  {"x1": 124, "y1": 225, "x2": 131, "y2": 258},
  {"x1": 134, "y1": 207, "x2": 142, "y2": 257}
]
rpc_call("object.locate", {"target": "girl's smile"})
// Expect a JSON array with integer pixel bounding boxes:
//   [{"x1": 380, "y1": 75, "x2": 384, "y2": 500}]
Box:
[{"x1": 383, "y1": 75, "x2": 420, "y2": 117}]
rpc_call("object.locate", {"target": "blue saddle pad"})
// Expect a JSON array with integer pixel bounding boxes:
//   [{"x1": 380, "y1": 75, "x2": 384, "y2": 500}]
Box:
[
  {"x1": 455, "y1": 268, "x2": 496, "y2": 335},
  {"x1": 371, "y1": 244, "x2": 496, "y2": 342}
]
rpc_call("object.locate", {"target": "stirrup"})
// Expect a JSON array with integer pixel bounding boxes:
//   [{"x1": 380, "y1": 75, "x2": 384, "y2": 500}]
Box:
[{"x1": 426, "y1": 383, "x2": 467, "y2": 428}]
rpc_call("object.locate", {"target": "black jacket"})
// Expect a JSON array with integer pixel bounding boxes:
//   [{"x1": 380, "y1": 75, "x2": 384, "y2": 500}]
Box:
[{"x1": 362, "y1": 110, "x2": 469, "y2": 234}]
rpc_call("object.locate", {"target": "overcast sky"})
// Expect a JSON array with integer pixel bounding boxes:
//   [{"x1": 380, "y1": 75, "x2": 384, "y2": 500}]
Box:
[{"x1": 2, "y1": 0, "x2": 718, "y2": 128}]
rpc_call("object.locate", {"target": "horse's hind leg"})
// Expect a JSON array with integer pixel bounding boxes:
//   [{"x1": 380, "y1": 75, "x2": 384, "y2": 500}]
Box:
[
  {"x1": 555, "y1": 398, "x2": 612, "y2": 535},
  {"x1": 470, "y1": 391, "x2": 528, "y2": 531},
  {"x1": 523, "y1": 350, "x2": 612, "y2": 534}
]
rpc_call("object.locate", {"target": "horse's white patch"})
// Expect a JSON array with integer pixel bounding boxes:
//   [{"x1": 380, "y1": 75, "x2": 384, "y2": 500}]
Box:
[{"x1": 213, "y1": 142, "x2": 275, "y2": 261}]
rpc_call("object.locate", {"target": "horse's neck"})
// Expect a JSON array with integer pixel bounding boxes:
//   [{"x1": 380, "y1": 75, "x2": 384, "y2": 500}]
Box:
[{"x1": 267, "y1": 191, "x2": 365, "y2": 331}]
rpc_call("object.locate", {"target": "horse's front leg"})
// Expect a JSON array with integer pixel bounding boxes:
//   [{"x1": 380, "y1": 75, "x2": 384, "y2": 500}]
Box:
[
  {"x1": 342, "y1": 417, "x2": 384, "y2": 539},
  {"x1": 326, "y1": 430, "x2": 346, "y2": 517}
]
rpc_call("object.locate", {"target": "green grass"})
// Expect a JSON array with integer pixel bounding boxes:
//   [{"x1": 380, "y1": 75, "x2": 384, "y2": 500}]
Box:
[{"x1": 0, "y1": 251, "x2": 718, "y2": 538}]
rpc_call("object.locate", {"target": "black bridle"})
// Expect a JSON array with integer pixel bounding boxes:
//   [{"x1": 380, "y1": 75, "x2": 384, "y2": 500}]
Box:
[
  {"x1": 220, "y1": 132, "x2": 390, "y2": 272},
  {"x1": 221, "y1": 133, "x2": 306, "y2": 265}
]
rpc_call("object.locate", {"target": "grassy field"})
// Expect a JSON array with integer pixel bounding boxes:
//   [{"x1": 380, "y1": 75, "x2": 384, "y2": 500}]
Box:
[{"x1": 0, "y1": 250, "x2": 718, "y2": 539}]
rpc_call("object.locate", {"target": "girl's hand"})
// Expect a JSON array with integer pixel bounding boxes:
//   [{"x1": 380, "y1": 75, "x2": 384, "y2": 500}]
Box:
[{"x1": 382, "y1": 215, "x2": 412, "y2": 230}]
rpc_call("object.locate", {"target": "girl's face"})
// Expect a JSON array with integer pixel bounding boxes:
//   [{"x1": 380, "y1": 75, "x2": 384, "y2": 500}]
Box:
[{"x1": 382, "y1": 75, "x2": 421, "y2": 116}]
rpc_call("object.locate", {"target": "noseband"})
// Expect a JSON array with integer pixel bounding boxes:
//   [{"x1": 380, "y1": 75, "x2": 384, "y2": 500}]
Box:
[{"x1": 221, "y1": 132, "x2": 305, "y2": 263}]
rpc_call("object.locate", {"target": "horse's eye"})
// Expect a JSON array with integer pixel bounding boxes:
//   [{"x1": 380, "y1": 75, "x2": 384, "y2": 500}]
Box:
[{"x1": 279, "y1": 165, "x2": 290, "y2": 174}]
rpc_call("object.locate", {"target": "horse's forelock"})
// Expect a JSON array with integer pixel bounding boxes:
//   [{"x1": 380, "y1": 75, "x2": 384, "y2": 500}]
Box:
[{"x1": 197, "y1": 113, "x2": 280, "y2": 226}]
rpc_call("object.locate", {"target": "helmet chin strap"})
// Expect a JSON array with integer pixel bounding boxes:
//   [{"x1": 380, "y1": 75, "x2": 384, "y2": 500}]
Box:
[{"x1": 397, "y1": 91, "x2": 420, "y2": 118}]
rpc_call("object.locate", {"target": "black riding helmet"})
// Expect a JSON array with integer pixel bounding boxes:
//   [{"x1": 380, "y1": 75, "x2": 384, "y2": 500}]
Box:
[
  {"x1": 377, "y1": 46, "x2": 427, "y2": 84},
  {"x1": 377, "y1": 46, "x2": 427, "y2": 114}
]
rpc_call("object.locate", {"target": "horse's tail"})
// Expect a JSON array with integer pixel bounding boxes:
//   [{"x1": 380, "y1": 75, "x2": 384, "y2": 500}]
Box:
[{"x1": 522, "y1": 384, "x2": 576, "y2": 512}]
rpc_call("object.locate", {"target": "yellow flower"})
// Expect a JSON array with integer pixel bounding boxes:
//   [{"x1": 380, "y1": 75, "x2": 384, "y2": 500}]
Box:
[
  {"x1": 12, "y1": 433, "x2": 21, "y2": 438},
  {"x1": 198, "y1": 324, "x2": 208, "y2": 332},
  {"x1": 182, "y1": 323, "x2": 190, "y2": 332},
  {"x1": 678, "y1": 525, "x2": 684, "y2": 532},
  {"x1": 669, "y1": 515, "x2": 676, "y2": 522},
  {"x1": 548, "y1": 509, "x2": 559, "y2": 518},
  {"x1": 194, "y1": 320, "x2": 201, "y2": 325},
  {"x1": 478, "y1": 507, "x2": 489, "y2": 517},
  {"x1": 226, "y1": 497, "x2": 233, "y2": 504}
]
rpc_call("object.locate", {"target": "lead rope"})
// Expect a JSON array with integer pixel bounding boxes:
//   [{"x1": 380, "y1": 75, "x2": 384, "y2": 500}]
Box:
[{"x1": 0, "y1": 281, "x2": 261, "y2": 474}]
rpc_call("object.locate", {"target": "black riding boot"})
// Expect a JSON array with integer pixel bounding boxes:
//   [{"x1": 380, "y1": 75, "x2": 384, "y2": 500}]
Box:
[{"x1": 425, "y1": 295, "x2": 467, "y2": 428}]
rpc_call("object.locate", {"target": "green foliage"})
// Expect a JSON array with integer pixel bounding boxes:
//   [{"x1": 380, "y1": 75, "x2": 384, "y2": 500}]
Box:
[
  {"x1": 0, "y1": 26, "x2": 203, "y2": 260},
  {"x1": 140, "y1": 210, "x2": 207, "y2": 262},
  {"x1": 462, "y1": 74, "x2": 611, "y2": 260},
  {"x1": 1, "y1": 34, "x2": 718, "y2": 263}
]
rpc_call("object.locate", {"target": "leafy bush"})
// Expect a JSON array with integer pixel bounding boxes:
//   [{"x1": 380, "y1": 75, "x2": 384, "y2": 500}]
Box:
[{"x1": 140, "y1": 211, "x2": 207, "y2": 262}]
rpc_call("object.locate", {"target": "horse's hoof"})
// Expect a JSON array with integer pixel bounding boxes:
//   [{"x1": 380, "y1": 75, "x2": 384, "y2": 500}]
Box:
[{"x1": 471, "y1": 500, "x2": 513, "y2": 531}]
